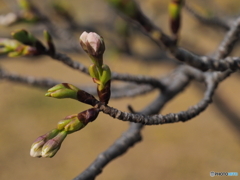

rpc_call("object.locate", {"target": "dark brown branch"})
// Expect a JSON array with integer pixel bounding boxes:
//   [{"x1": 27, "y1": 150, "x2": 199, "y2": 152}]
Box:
[
  {"x1": 213, "y1": 16, "x2": 240, "y2": 59},
  {"x1": 73, "y1": 65, "x2": 205, "y2": 180},
  {"x1": 208, "y1": 15, "x2": 240, "y2": 138},
  {"x1": 111, "y1": 72, "x2": 166, "y2": 89},
  {"x1": 0, "y1": 68, "x2": 154, "y2": 100},
  {"x1": 73, "y1": 123, "x2": 143, "y2": 180},
  {"x1": 74, "y1": 79, "x2": 184, "y2": 179},
  {"x1": 97, "y1": 70, "x2": 229, "y2": 125},
  {"x1": 50, "y1": 52, "x2": 168, "y2": 89},
  {"x1": 0, "y1": 68, "x2": 60, "y2": 88},
  {"x1": 172, "y1": 49, "x2": 240, "y2": 71},
  {"x1": 2, "y1": 1, "x2": 240, "y2": 180},
  {"x1": 109, "y1": 0, "x2": 240, "y2": 72},
  {"x1": 51, "y1": 52, "x2": 89, "y2": 74}
]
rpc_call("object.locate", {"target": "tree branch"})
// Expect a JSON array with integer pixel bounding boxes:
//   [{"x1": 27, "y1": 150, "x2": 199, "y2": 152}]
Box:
[
  {"x1": 73, "y1": 122, "x2": 143, "y2": 180},
  {"x1": 73, "y1": 66, "x2": 205, "y2": 180},
  {"x1": 0, "y1": 67, "x2": 60, "y2": 88},
  {"x1": 213, "y1": 16, "x2": 240, "y2": 59},
  {"x1": 50, "y1": 52, "x2": 168, "y2": 89},
  {"x1": 184, "y1": 3, "x2": 230, "y2": 31},
  {"x1": 108, "y1": 0, "x2": 240, "y2": 72},
  {"x1": 97, "y1": 69, "x2": 231, "y2": 125}
]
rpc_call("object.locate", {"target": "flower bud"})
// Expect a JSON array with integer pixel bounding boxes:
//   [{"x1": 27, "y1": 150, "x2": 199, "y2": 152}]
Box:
[
  {"x1": 99, "y1": 64, "x2": 111, "y2": 89},
  {"x1": 79, "y1": 31, "x2": 88, "y2": 52},
  {"x1": 45, "y1": 83, "x2": 79, "y2": 99},
  {"x1": 43, "y1": 30, "x2": 55, "y2": 55},
  {"x1": 79, "y1": 31, "x2": 105, "y2": 67},
  {"x1": 97, "y1": 80, "x2": 111, "y2": 104},
  {"x1": 41, "y1": 131, "x2": 67, "y2": 158},
  {"x1": 87, "y1": 33, "x2": 104, "y2": 56},
  {"x1": 30, "y1": 136, "x2": 46, "y2": 158},
  {"x1": 12, "y1": 29, "x2": 35, "y2": 45},
  {"x1": 46, "y1": 83, "x2": 99, "y2": 106},
  {"x1": 89, "y1": 64, "x2": 111, "y2": 104},
  {"x1": 58, "y1": 109, "x2": 99, "y2": 134},
  {"x1": 78, "y1": 108, "x2": 99, "y2": 123},
  {"x1": 7, "y1": 45, "x2": 37, "y2": 57},
  {"x1": 0, "y1": 38, "x2": 39, "y2": 57},
  {"x1": 30, "y1": 109, "x2": 99, "y2": 158},
  {"x1": 0, "y1": 38, "x2": 19, "y2": 54},
  {"x1": 30, "y1": 129, "x2": 59, "y2": 157},
  {"x1": 57, "y1": 114, "x2": 86, "y2": 134},
  {"x1": 89, "y1": 64, "x2": 111, "y2": 90},
  {"x1": 88, "y1": 64, "x2": 100, "y2": 80},
  {"x1": 11, "y1": 29, "x2": 46, "y2": 53},
  {"x1": 169, "y1": 0, "x2": 183, "y2": 39},
  {"x1": 21, "y1": 45, "x2": 38, "y2": 56}
]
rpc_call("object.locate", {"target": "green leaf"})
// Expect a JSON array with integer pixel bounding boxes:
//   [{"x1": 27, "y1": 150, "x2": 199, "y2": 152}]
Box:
[
  {"x1": 89, "y1": 64, "x2": 100, "y2": 80},
  {"x1": 11, "y1": 29, "x2": 37, "y2": 45},
  {"x1": 100, "y1": 64, "x2": 111, "y2": 85}
]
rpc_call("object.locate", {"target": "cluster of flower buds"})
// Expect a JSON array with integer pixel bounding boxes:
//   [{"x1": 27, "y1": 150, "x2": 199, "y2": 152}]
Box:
[
  {"x1": 57, "y1": 108, "x2": 99, "y2": 134},
  {"x1": 45, "y1": 83, "x2": 99, "y2": 106},
  {"x1": 80, "y1": 32, "x2": 111, "y2": 104},
  {"x1": 31, "y1": 31, "x2": 111, "y2": 158},
  {"x1": 168, "y1": 0, "x2": 184, "y2": 42},
  {"x1": 11, "y1": 29, "x2": 46, "y2": 53},
  {"x1": 30, "y1": 108, "x2": 99, "y2": 158},
  {"x1": 0, "y1": 29, "x2": 55, "y2": 57},
  {"x1": 0, "y1": 38, "x2": 37, "y2": 57},
  {"x1": 30, "y1": 129, "x2": 66, "y2": 158}
]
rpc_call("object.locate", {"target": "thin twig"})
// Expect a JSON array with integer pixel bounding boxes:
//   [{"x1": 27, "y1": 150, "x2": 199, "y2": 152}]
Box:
[
  {"x1": 73, "y1": 123, "x2": 143, "y2": 180},
  {"x1": 73, "y1": 72, "x2": 187, "y2": 180},
  {"x1": 110, "y1": 0, "x2": 240, "y2": 72},
  {"x1": 184, "y1": 3, "x2": 230, "y2": 31},
  {"x1": 73, "y1": 64, "x2": 205, "y2": 180},
  {"x1": 97, "y1": 71, "x2": 226, "y2": 125},
  {"x1": 0, "y1": 68, "x2": 60, "y2": 88},
  {"x1": 50, "y1": 52, "x2": 168, "y2": 89},
  {"x1": 213, "y1": 16, "x2": 240, "y2": 59}
]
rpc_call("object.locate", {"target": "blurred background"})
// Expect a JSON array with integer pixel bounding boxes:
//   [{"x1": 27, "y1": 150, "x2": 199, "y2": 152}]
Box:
[{"x1": 0, "y1": 0, "x2": 240, "y2": 179}]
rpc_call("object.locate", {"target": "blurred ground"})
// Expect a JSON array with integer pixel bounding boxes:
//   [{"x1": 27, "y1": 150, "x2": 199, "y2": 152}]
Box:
[{"x1": 0, "y1": 0, "x2": 240, "y2": 180}]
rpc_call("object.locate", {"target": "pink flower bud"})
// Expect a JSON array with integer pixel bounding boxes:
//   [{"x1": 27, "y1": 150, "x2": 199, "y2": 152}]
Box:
[
  {"x1": 41, "y1": 131, "x2": 67, "y2": 158},
  {"x1": 30, "y1": 135, "x2": 47, "y2": 158},
  {"x1": 79, "y1": 31, "x2": 88, "y2": 52},
  {"x1": 79, "y1": 31, "x2": 105, "y2": 66},
  {"x1": 87, "y1": 32, "x2": 102, "y2": 54},
  {"x1": 30, "y1": 129, "x2": 59, "y2": 158},
  {"x1": 57, "y1": 114, "x2": 86, "y2": 134}
]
